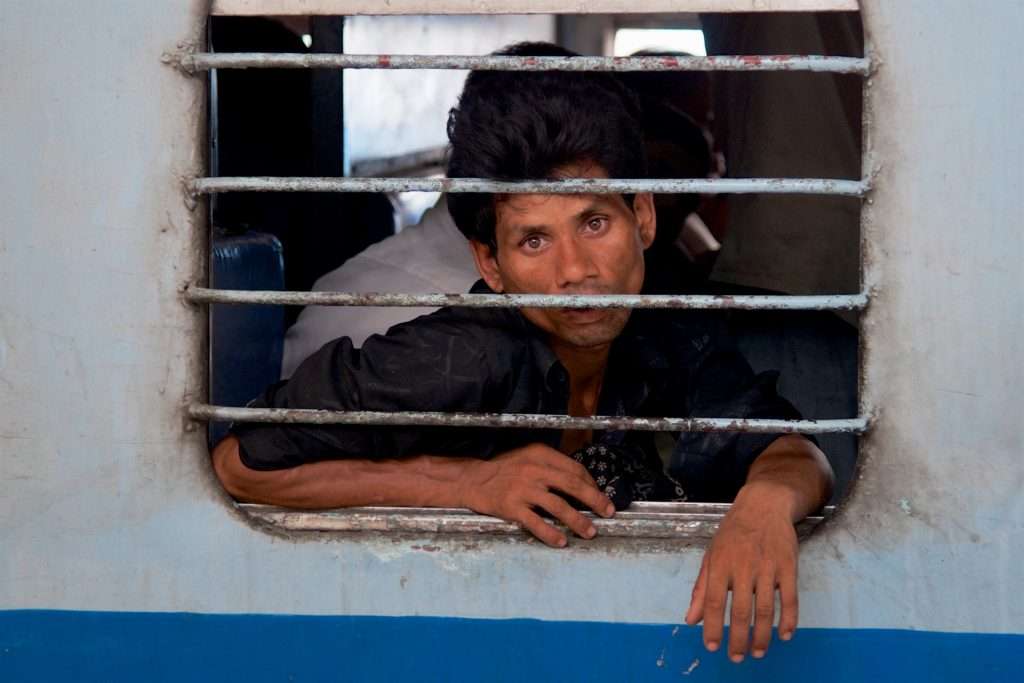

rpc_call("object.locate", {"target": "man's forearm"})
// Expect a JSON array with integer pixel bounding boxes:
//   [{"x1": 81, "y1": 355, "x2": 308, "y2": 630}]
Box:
[
  {"x1": 737, "y1": 434, "x2": 835, "y2": 522},
  {"x1": 212, "y1": 436, "x2": 473, "y2": 509}
]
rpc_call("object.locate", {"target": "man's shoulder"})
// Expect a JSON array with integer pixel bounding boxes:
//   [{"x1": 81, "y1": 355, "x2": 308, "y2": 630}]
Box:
[
  {"x1": 381, "y1": 293, "x2": 526, "y2": 342},
  {"x1": 628, "y1": 309, "x2": 728, "y2": 343}
]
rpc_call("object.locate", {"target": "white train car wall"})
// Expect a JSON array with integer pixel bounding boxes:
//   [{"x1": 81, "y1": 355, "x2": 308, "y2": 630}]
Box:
[{"x1": 1, "y1": 1, "x2": 1021, "y2": 680}]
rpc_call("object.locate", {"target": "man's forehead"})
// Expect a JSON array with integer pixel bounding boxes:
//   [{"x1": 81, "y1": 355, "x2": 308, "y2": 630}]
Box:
[{"x1": 496, "y1": 192, "x2": 628, "y2": 230}]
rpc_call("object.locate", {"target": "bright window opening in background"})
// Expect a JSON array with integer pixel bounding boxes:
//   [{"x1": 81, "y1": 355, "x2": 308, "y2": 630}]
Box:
[{"x1": 614, "y1": 29, "x2": 707, "y2": 56}]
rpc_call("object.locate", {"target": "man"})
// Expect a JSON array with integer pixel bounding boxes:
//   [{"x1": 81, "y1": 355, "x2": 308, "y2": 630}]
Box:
[
  {"x1": 280, "y1": 50, "x2": 718, "y2": 376},
  {"x1": 212, "y1": 42, "x2": 833, "y2": 663}
]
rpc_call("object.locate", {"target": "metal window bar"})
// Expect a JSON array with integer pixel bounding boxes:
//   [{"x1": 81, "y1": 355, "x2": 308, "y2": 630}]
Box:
[
  {"x1": 190, "y1": 404, "x2": 868, "y2": 434},
  {"x1": 186, "y1": 45, "x2": 872, "y2": 439},
  {"x1": 177, "y1": 53, "x2": 870, "y2": 75},
  {"x1": 185, "y1": 287, "x2": 868, "y2": 312},
  {"x1": 191, "y1": 176, "x2": 868, "y2": 197},
  {"x1": 211, "y1": 0, "x2": 860, "y2": 16},
  {"x1": 240, "y1": 502, "x2": 835, "y2": 539}
]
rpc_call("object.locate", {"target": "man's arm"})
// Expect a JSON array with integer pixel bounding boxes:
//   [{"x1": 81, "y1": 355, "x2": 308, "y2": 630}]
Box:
[
  {"x1": 213, "y1": 436, "x2": 615, "y2": 547},
  {"x1": 683, "y1": 434, "x2": 833, "y2": 662}
]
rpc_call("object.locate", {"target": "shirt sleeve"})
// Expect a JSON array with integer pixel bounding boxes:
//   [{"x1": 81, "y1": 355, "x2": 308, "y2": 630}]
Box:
[
  {"x1": 664, "y1": 317, "x2": 810, "y2": 502},
  {"x1": 232, "y1": 308, "x2": 513, "y2": 470}
]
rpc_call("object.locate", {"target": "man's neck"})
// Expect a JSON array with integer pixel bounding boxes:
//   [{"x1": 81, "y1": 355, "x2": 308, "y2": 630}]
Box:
[
  {"x1": 550, "y1": 339, "x2": 610, "y2": 454},
  {"x1": 550, "y1": 338, "x2": 610, "y2": 411}
]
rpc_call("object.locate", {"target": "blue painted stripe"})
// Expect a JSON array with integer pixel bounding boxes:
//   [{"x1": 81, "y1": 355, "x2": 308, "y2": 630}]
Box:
[{"x1": 1, "y1": 610, "x2": 1021, "y2": 682}]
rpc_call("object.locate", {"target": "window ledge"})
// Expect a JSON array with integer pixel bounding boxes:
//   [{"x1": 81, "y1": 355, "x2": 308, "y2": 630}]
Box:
[{"x1": 239, "y1": 502, "x2": 832, "y2": 540}]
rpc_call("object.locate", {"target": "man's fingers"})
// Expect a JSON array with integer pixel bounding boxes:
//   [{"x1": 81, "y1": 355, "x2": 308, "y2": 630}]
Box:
[
  {"x1": 727, "y1": 577, "x2": 754, "y2": 663},
  {"x1": 533, "y1": 492, "x2": 597, "y2": 540},
  {"x1": 777, "y1": 564, "x2": 799, "y2": 641},
  {"x1": 530, "y1": 447, "x2": 601, "y2": 489},
  {"x1": 700, "y1": 559, "x2": 729, "y2": 654},
  {"x1": 516, "y1": 509, "x2": 568, "y2": 548},
  {"x1": 548, "y1": 470, "x2": 615, "y2": 518},
  {"x1": 751, "y1": 572, "x2": 776, "y2": 658},
  {"x1": 685, "y1": 553, "x2": 709, "y2": 626}
]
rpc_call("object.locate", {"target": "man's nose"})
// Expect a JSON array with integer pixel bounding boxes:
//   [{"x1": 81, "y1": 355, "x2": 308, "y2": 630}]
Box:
[{"x1": 555, "y1": 237, "x2": 598, "y2": 289}]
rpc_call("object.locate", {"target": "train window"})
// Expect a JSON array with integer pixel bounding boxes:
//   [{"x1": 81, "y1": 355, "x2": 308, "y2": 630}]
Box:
[{"x1": 179, "y1": 2, "x2": 867, "y2": 543}]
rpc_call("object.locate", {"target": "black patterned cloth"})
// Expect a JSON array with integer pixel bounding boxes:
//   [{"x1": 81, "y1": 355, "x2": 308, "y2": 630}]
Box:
[{"x1": 570, "y1": 443, "x2": 686, "y2": 510}]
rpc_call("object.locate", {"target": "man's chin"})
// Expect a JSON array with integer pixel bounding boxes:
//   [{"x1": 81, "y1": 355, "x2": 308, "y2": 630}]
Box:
[{"x1": 555, "y1": 310, "x2": 631, "y2": 348}]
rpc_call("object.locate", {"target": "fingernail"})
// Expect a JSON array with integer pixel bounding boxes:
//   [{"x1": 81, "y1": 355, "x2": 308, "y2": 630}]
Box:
[
  {"x1": 752, "y1": 649, "x2": 765, "y2": 659},
  {"x1": 780, "y1": 631, "x2": 793, "y2": 641},
  {"x1": 604, "y1": 504, "x2": 615, "y2": 517},
  {"x1": 557, "y1": 537, "x2": 567, "y2": 547},
  {"x1": 729, "y1": 654, "x2": 744, "y2": 664},
  {"x1": 585, "y1": 526, "x2": 596, "y2": 539},
  {"x1": 705, "y1": 641, "x2": 719, "y2": 652}
]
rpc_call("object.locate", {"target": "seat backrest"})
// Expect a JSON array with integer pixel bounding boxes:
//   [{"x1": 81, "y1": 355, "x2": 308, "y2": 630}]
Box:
[{"x1": 209, "y1": 231, "x2": 286, "y2": 446}]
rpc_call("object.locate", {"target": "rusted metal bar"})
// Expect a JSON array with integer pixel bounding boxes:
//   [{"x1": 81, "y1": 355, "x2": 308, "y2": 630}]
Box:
[
  {"x1": 212, "y1": 0, "x2": 861, "y2": 17},
  {"x1": 180, "y1": 52, "x2": 871, "y2": 76},
  {"x1": 189, "y1": 403, "x2": 870, "y2": 434},
  {"x1": 184, "y1": 286, "x2": 870, "y2": 311},
  {"x1": 239, "y1": 503, "x2": 830, "y2": 539},
  {"x1": 192, "y1": 176, "x2": 869, "y2": 197}
]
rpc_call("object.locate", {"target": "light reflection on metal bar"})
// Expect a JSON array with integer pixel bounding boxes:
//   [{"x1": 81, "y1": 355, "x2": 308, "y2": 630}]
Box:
[
  {"x1": 190, "y1": 404, "x2": 870, "y2": 434},
  {"x1": 239, "y1": 503, "x2": 832, "y2": 539},
  {"x1": 185, "y1": 286, "x2": 869, "y2": 311},
  {"x1": 192, "y1": 176, "x2": 869, "y2": 197},
  {"x1": 180, "y1": 53, "x2": 871, "y2": 75}
]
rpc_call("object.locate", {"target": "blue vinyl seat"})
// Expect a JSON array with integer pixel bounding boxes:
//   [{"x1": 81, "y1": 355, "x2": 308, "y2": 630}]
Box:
[{"x1": 209, "y1": 232, "x2": 286, "y2": 446}]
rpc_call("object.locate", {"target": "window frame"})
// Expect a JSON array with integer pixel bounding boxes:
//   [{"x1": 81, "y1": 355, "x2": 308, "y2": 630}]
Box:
[{"x1": 178, "y1": 0, "x2": 871, "y2": 543}]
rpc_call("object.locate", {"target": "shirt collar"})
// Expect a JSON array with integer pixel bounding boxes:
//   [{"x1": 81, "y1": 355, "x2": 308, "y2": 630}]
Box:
[{"x1": 469, "y1": 279, "x2": 666, "y2": 408}]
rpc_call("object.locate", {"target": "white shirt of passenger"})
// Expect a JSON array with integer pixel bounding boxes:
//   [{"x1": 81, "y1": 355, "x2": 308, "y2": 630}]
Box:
[{"x1": 281, "y1": 197, "x2": 480, "y2": 378}]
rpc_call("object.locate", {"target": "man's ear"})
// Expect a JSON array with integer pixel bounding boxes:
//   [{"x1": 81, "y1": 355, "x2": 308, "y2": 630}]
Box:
[
  {"x1": 468, "y1": 239, "x2": 505, "y2": 293},
  {"x1": 633, "y1": 192, "x2": 657, "y2": 249}
]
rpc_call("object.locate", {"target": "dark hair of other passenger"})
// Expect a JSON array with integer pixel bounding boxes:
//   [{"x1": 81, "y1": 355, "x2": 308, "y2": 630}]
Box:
[{"x1": 446, "y1": 42, "x2": 648, "y2": 253}]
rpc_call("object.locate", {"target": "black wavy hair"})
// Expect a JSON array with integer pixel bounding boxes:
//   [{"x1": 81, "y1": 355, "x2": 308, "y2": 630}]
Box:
[{"x1": 445, "y1": 42, "x2": 648, "y2": 251}]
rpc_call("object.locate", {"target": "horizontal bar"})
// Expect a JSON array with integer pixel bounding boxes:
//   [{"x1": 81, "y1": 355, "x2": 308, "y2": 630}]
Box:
[
  {"x1": 239, "y1": 504, "x2": 831, "y2": 539},
  {"x1": 184, "y1": 287, "x2": 870, "y2": 311},
  {"x1": 181, "y1": 53, "x2": 870, "y2": 76},
  {"x1": 192, "y1": 176, "x2": 869, "y2": 197},
  {"x1": 191, "y1": 404, "x2": 870, "y2": 434},
  {"x1": 241, "y1": 502, "x2": 834, "y2": 516},
  {"x1": 212, "y1": 1, "x2": 859, "y2": 16}
]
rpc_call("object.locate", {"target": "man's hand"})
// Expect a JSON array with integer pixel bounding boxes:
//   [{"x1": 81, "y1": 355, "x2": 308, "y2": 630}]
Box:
[
  {"x1": 683, "y1": 435, "x2": 833, "y2": 662},
  {"x1": 684, "y1": 482, "x2": 799, "y2": 662},
  {"x1": 456, "y1": 443, "x2": 616, "y2": 548}
]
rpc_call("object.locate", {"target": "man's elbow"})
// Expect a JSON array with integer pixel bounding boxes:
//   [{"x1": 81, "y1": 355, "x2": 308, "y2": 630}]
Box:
[{"x1": 211, "y1": 436, "x2": 259, "y2": 501}]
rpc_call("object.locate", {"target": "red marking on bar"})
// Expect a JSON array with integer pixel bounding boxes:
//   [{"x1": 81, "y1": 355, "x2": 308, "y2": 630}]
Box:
[
  {"x1": 740, "y1": 56, "x2": 763, "y2": 66},
  {"x1": 377, "y1": 55, "x2": 391, "y2": 67},
  {"x1": 523, "y1": 57, "x2": 538, "y2": 66},
  {"x1": 661, "y1": 56, "x2": 680, "y2": 67}
]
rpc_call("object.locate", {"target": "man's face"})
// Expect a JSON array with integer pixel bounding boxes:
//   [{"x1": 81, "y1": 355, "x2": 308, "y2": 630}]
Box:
[{"x1": 469, "y1": 162, "x2": 656, "y2": 350}]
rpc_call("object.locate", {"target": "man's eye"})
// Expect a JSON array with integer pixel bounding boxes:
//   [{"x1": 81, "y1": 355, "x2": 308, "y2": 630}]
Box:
[
  {"x1": 585, "y1": 217, "x2": 608, "y2": 233},
  {"x1": 523, "y1": 236, "x2": 545, "y2": 250}
]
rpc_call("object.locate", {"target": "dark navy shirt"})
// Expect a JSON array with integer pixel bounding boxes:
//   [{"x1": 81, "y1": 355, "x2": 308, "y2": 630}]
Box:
[{"x1": 233, "y1": 286, "x2": 804, "y2": 501}]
